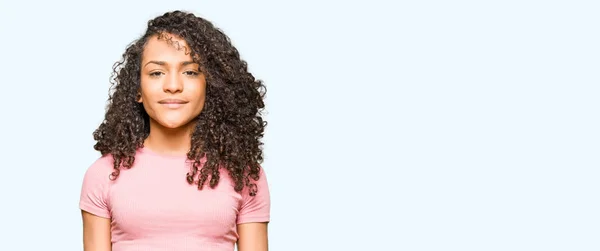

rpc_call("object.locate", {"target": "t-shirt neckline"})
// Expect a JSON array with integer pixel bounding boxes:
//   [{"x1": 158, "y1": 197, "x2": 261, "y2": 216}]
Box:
[{"x1": 138, "y1": 146, "x2": 188, "y2": 160}]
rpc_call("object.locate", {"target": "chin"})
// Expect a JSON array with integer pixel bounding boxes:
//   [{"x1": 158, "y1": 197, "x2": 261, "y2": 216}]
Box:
[
  {"x1": 151, "y1": 113, "x2": 198, "y2": 130},
  {"x1": 161, "y1": 121, "x2": 185, "y2": 129},
  {"x1": 159, "y1": 118, "x2": 197, "y2": 130}
]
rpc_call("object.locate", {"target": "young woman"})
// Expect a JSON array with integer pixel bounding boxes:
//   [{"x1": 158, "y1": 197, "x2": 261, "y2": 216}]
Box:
[{"x1": 79, "y1": 10, "x2": 270, "y2": 251}]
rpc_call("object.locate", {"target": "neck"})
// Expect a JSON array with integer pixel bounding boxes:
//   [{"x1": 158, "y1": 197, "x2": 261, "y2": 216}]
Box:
[{"x1": 143, "y1": 119, "x2": 196, "y2": 156}]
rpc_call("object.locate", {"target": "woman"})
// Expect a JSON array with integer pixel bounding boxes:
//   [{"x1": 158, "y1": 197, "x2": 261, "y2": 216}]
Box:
[{"x1": 79, "y1": 10, "x2": 270, "y2": 251}]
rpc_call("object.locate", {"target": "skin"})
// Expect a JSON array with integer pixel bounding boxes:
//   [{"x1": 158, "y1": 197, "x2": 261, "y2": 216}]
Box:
[
  {"x1": 138, "y1": 34, "x2": 207, "y2": 156},
  {"x1": 237, "y1": 223, "x2": 269, "y2": 251},
  {"x1": 82, "y1": 34, "x2": 268, "y2": 251}
]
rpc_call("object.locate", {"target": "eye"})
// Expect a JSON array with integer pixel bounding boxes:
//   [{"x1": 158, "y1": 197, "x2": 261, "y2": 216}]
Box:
[
  {"x1": 149, "y1": 71, "x2": 164, "y2": 77},
  {"x1": 184, "y1": 71, "x2": 200, "y2": 76}
]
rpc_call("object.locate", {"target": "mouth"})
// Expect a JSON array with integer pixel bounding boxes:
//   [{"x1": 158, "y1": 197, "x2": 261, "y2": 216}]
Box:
[
  {"x1": 158, "y1": 99, "x2": 189, "y2": 104},
  {"x1": 158, "y1": 99, "x2": 189, "y2": 109}
]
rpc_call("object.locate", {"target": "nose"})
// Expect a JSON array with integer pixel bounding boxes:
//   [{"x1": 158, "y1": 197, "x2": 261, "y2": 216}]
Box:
[{"x1": 163, "y1": 72, "x2": 183, "y2": 93}]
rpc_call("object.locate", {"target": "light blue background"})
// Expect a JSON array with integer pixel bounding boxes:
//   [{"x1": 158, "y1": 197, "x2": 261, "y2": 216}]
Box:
[{"x1": 0, "y1": 0, "x2": 598, "y2": 250}]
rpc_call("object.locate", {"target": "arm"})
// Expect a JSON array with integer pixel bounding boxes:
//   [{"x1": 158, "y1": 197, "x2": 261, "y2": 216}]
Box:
[
  {"x1": 82, "y1": 211, "x2": 112, "y2": 251},
  {"x1": 237, "y1": 222, "x2": 268, "y2": 251},
  {"x1": 237, "y1": 167, "x2": 271, "y2": 251},
  {"x1": 79, "y1": 156, "x2": 113, "y2": 250}
]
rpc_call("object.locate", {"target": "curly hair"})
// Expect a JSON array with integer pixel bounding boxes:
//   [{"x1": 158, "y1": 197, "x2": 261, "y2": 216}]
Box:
[{"x1": 92, "y1": 10, "x2": 267, "y2": 196}]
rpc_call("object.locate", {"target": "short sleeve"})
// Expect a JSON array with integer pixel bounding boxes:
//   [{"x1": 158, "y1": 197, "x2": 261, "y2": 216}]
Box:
[
  {"x1": 79, "y1": 156, "x2": 113, "y2": 219},
  {"x1": 237, "y1": 167, "x2": 271, "y2": 224}
]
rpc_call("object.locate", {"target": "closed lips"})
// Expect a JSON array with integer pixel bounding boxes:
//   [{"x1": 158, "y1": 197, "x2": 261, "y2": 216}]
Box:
[{"x1": 158, "y1": 99, "x2": 188, "y2": 104}]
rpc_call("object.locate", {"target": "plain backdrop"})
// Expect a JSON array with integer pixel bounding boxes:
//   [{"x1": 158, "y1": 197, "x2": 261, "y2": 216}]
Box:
[{"x1": 0, "y1": 0, "x2": 598, "y2": 250}]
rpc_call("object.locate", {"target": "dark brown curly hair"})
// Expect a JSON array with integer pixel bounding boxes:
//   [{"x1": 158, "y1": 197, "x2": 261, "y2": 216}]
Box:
[{"x1": 92, "y1": 10, "x2": 267, "y2": 196}]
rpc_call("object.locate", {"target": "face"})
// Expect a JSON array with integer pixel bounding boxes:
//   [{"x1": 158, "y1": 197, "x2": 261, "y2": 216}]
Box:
[{"x1": 138, "y1": 34, "x2": 207, "y2": 130}]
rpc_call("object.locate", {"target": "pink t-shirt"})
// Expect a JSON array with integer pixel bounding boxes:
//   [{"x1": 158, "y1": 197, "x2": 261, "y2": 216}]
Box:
[{"x1": 79, "y1": 147, "x2": 270, "y2": 251}]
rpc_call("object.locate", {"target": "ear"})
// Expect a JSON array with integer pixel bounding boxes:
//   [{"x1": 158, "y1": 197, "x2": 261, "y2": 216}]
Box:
[{"x1": 136, "y1": 92, "x2": 143, "y2": 103}]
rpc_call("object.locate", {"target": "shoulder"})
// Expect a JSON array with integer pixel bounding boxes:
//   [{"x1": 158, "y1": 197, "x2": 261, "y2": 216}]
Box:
[
  {"x1": 82, "y1": 154, "x2": 115, "y2": 184},
  {"x1": 240, "y1": 166, "x2": 270, "y2": 199},
  {"x1": 79, "y1": 154, "x2": 115, "y2": 218},
  {"x1": 237, "y1": 166, "x2": 271, "y2": 224},
  {"x1": 253, "y1": 166, "x2": 269, "y2": 186}
]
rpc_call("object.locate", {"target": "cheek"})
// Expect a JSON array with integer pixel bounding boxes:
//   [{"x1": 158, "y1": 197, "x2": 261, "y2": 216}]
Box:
[
  {"x1": 189, "y1": 82, "x2": 207, "y2": 105},
  {"x1": 139, "y1": 86, "x2": 161, "y2": 114},
  {"x1": 140, "y1": 77, "x2": 166, "y2": 99},
  {"x1": 139, "y1": 80, "x2": 154, "y2": 100},
  {"x1": 192, "y1": 90, "x2": 207, "y2": 115},
  {"x1": 140, "y1": 91, "x2": 156, "y2": 109}
]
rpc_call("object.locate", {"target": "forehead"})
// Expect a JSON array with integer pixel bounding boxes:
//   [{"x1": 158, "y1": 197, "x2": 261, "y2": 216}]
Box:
[{"x1": 142, "y1": 33, "x2": 193, "y2": 61}]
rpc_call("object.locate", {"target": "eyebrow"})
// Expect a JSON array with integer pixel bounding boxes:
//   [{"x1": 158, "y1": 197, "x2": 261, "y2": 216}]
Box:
[{"x1": 143, "y1": 61, "x2": 198, "y2": 67}]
